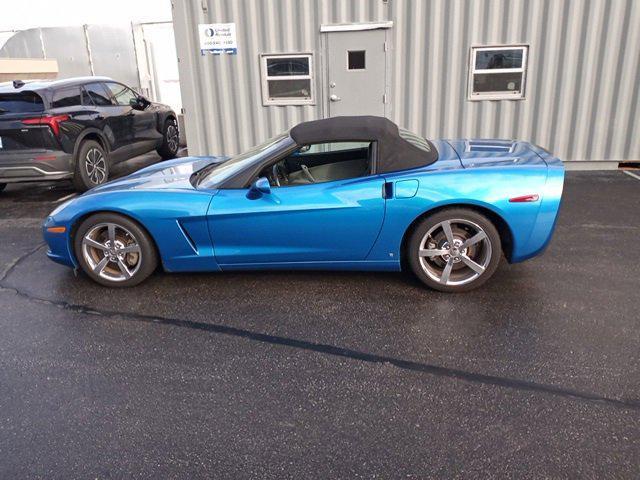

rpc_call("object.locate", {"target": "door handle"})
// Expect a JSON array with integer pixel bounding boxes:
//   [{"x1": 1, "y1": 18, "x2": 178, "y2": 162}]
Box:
[{"x1": 329, "y1": 94, "x2": 341, "y2": 102}]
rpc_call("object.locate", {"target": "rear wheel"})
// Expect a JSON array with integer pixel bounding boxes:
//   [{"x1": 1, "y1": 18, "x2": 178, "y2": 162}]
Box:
[
  {"x1": 73, "y1": 140, "x2": 109, "y2": 192},
  {"x1": 156, "y1": 117, "x2": 179, "y2": 160},
  {"x1": 407, "y1": 209, "x2": 502, "y2": 293},
  {"x1": 74, "y1": 213, "x2": 158, "y2": 287},
  {"x1": 0, "y1": 183, "x2": 6, "y2": 193}
]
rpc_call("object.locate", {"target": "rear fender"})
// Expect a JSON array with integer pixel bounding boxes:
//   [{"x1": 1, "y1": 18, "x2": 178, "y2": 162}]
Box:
[{"x1": 366, "y1": 166, "x2": 558, "y2": 263}]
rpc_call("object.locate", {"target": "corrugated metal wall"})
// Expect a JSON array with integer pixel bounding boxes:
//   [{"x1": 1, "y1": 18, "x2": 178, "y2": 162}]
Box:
[
  {"x1": 172, "y1": 0, "x2": 640, "y2": 166},
  {"x1": 0, "y1": 25, "x2": 141, "y2": 89}
]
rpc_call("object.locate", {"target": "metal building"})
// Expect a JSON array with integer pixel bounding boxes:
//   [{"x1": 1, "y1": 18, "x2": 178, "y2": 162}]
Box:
[{"x1": 172, "y1": 0, "x2": 640, "y2": 169}]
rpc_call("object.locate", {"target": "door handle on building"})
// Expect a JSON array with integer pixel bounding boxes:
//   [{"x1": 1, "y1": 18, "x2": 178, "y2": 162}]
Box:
[{"x1": 329, "y1": 94, "x2": 341, "y2": 102}]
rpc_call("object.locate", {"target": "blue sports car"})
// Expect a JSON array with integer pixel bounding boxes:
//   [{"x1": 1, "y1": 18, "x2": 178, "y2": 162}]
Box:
[{"x1": 43, "y1": 116, "x2": 564, "y2": 292}]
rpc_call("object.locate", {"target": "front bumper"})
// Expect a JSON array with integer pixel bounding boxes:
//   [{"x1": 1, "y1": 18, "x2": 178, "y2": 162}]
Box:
[
  {"x1": 42, "y1": 216, "x2": 77, "y2": 268},
  {"x1": 0, "y1": 150, "x2": 73, "y2": 183}
]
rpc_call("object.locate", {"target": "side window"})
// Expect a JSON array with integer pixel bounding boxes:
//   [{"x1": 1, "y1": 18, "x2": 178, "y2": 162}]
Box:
[
  {"x1": 263, "y1": 141, "x2": 373, "y2": 187},
  {"x1": 51, "y1": 87, "x2": 82, "y2": 108},
  {"x1": 84, "y1": 83, "x2": 114, "y2": 106},
  {"x1": 259, "y1": 53, "x2": 314, "y2": 106},
  {"x1": 469, "y1": 45, "x2": 528, "y2": 100},
  {"x1": 104, "y1": 82, "x2": 138, "y2": 107}
]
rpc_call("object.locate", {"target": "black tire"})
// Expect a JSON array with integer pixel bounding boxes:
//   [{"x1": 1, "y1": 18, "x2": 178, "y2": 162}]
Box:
[
  {"x1": 407, "y1": 208, "x2": 502, "y2": 293},
  {"x1": 73, "y1": 140, "x2": 109, "y2": 192},
  {"x1": 156, "y1": 117, "x2": 179, "y2": 160},
  {"x1": 0, "y1": 183, "x2": 6, "y2": 192},
  {"x1": 74, "y1": 212, "x2": 158, "y2": 287}
]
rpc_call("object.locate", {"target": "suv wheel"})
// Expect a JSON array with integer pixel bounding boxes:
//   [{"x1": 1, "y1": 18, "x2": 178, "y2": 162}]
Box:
[
  {"x1": 73, "y1": 140, "x2": 109, "y2": 192},
  {"x1": 407, "y1": 208, "x2": 502, "y2": 293},
  {"x1": 156, "y1": 118, "x2": 179, "y2": 160}
]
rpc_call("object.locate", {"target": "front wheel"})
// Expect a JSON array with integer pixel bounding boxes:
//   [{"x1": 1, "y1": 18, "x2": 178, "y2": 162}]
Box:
[
  {"x1": 74, "y1": 213, "x2": 158, "y2": 287},
  {"x1": 156, "y1": 118, "x2": 179, "y2": 160},
  {"x1": 407, "y1": 209, "x2": 502, "y2": 293}
]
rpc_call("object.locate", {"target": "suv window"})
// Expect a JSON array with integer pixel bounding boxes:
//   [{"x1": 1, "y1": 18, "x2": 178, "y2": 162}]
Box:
[
  {"x1": 0, "y1": 92, "x2": 45, "y2": 113},
  {"x1": 84, "y1": 83, "x2": 113, "y2": 106},
  {"x1": 104, "y1": 82, "x2": 138, "y2": 107},
  {"x1": 51, "y1": 87, "x2": 82, "y2": 108}
]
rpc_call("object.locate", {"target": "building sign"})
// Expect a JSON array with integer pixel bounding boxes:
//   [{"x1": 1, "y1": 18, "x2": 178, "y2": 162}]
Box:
[{"x1": 198, "y1": 23, "x2": 237, "y2": 55}]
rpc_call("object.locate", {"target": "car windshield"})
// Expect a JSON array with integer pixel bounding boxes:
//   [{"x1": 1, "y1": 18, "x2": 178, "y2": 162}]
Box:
[{"x1": 196, "y1": 132, "x2": 289, "y2": 188}]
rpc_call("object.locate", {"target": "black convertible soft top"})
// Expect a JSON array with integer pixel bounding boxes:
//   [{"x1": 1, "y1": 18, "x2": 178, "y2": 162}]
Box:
[{"x1": 289, "y1": 115, "x2": 438, "y2": 174}]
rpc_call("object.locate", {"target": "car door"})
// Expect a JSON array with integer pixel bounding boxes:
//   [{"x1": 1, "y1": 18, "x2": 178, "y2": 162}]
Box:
[
  {"x1": 104, "y1": 81, "x2": 159, "y2": 155},
  {"x1": 83, "y1": 82, "x2": 131, "y2": 162},
  {"x1": 208, "y1": 174, "x2": 386, "y2": 266}
]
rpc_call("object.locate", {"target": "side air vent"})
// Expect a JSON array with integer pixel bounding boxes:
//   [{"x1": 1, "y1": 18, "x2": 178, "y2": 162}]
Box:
[{"x1": 176, "y1": 220, "x2": 198, "y2": 254}]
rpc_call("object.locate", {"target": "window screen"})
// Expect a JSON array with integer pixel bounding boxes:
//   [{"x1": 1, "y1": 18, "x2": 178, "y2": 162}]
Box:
[
  {"x1": 469, "y1": 46, "x2": 528, "y2": 100},
  {"x1": 260, "y1": 54, "x2": 314, "y2": 105}
]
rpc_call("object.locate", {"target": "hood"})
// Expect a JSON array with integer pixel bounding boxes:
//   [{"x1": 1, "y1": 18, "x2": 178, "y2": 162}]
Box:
[
  {"x1": 445, "y1": 139, "x2": 549, "y2": 168},
  {"x1": 87, "y1": 155, "x2": 228, "y2": 194}
]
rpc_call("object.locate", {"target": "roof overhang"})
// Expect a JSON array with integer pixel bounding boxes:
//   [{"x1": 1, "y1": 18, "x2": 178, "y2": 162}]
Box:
[{"x1": 320, "y1": 21, "x2": 393, "y2": 33}]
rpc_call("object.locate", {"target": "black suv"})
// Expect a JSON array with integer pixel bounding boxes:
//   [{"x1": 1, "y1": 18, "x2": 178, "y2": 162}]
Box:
[{"x1": 0, "y1": 76, "x2": 179, "y2": 191}]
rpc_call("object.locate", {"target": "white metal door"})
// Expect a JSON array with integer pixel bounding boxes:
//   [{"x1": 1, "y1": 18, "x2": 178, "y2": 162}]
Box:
[{"x1": 326, "y1": 29, "x2": 387, "y2": 117}]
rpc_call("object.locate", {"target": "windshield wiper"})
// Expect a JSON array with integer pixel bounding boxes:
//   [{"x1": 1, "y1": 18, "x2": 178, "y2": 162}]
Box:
[{"x1": 0, "y1": 107, "x2": 7, "y2": 114}]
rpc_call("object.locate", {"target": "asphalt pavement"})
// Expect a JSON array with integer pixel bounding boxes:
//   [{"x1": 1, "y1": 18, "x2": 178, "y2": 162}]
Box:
[{"x1": 0, "y1": 156, "x2": 639, "y2": 478}]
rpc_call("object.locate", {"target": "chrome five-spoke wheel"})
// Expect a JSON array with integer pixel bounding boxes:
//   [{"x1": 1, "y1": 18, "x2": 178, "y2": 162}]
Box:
[
  {"x1": 419, "y1": 219, "x2": 491, "y2": 286},
  {"x1": 81, "y1": 223, "x2": 142, "y2": 282},
  {"x1": 75, "y1": 213, "x2": 158, "y2": 287},
  {"x1": 408, "y1": 209, "x2": 502, "y2": 292}
]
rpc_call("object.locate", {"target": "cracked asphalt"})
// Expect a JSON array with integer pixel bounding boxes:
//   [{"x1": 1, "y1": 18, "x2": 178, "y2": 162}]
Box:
[{"x1": 0, "y1": 158, "x2": 639, "y2": 478}]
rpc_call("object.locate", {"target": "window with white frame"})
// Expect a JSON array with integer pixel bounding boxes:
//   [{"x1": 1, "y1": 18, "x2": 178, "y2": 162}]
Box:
[
  {"x1": 260, "y1": 53, "x2": 314, "y2": 106},
  {"x1": 469, "y1": 45, "x2": 528, "y2": 100}
]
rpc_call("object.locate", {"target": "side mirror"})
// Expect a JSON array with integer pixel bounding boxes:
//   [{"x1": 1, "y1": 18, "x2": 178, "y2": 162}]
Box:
[
  {"x1": 130, "y1": 96, "x2": 148, "y2": 110},
  {"x1": 247, "y1": 176, "x2": 271, "y2": 199}
]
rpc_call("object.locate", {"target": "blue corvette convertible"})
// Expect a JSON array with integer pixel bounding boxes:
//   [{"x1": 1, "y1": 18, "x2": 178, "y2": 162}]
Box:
[{"x1": 43, "y1": 116, "x2": 564, "y2": 292}]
